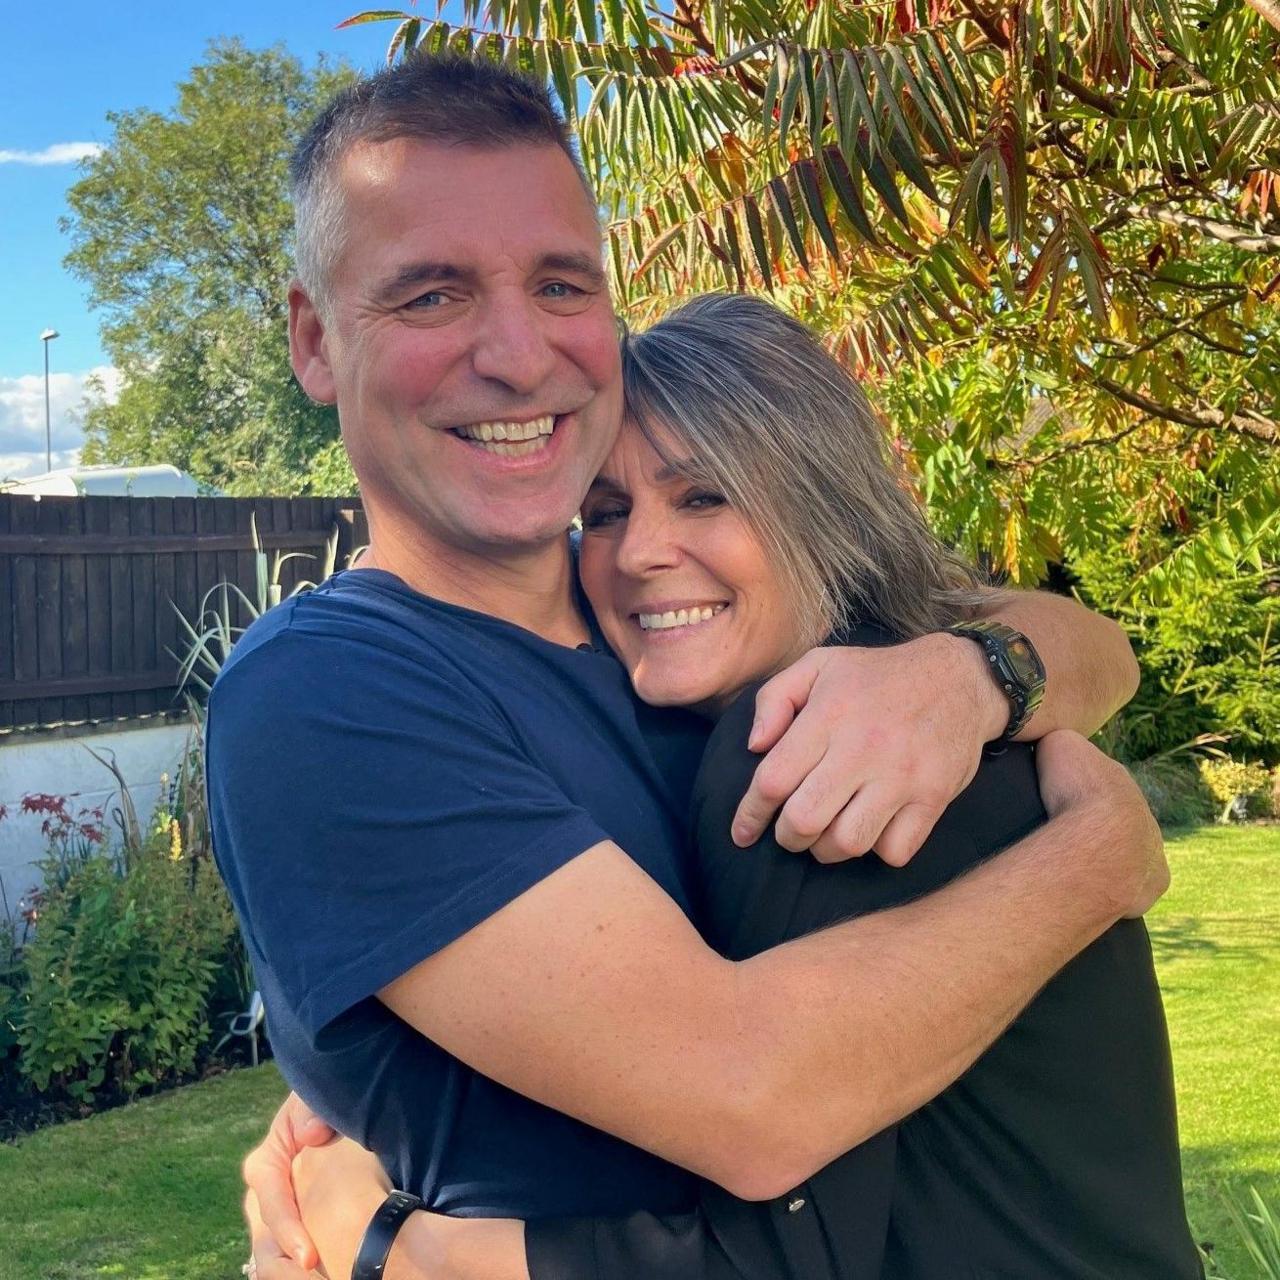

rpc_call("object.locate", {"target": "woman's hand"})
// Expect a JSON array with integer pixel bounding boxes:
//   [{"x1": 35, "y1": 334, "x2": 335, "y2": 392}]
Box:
[{"x1": 243, "y1": 1092, "x2": 337, "y2": 1274}]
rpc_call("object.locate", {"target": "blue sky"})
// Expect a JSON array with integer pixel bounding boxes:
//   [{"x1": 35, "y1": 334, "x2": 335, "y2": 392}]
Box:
[{"x1": 0, "y1": 2, "x2": 415, "y2": 479}]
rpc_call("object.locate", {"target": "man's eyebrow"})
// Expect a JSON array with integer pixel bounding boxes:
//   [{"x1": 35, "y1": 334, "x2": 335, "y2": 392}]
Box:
[
  {"x1": 373, "y1": 261, "x2": 472, "y2": 304},
  {"x1": 538, "y1": 252, "x2": 607, "y2": 286}
]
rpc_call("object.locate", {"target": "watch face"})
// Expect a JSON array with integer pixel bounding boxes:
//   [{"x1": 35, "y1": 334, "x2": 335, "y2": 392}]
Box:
[{"x1": 1006, "y1": 636, "x2": 1043, "y2": 684}]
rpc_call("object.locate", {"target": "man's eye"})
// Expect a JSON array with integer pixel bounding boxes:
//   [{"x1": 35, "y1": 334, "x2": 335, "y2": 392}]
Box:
[
  {"x1": 542, "y1": 281, "x2": 582, "y2": 300},
  {"x1": 582, "y1": 505, "x2": 627, "y2": 529},
  {"x1": 407, "y1": 291, "x2": 448, "y2": 309}
]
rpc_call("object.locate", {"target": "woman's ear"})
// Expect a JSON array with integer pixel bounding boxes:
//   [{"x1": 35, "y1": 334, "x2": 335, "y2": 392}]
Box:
[{"x1": 288, "y1": 280, "x2": 337, "y2": 405}]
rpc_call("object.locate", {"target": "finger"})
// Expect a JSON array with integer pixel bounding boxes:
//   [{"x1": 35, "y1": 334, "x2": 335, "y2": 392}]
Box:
[
  {"x1": 747, "y1": 651, "x2": 823, "y2": 753},
  {"x1": 284, "y1": 1093, "x2": 336, "y2": 1150},
  {"x1": 247, "y1": 1143, "x2": 320, "y2": 1270},
  {"x1": 874, "y1": 801, "x2": 944, "y2": 868},
  {"x1": 772, "y1": 753, "x2": 862, "y2": 853},
  {"x1": 806, "y1": 783, "x2": 898, "y2": 864},
  {"x1": 731, "y1": 715, "x2": 829, "y2": 847},
  {"x1": 249, "y1": 1192, "x2": 318, "y2": 1280}
]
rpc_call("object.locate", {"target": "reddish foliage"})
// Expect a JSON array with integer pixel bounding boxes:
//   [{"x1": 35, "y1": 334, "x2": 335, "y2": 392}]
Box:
[
  {"x1": 20, "y1": 794, "x2": 69, "y2": 818},
  {"x1": 673, "y1": 55, "x2": 720, "y2": 77}
]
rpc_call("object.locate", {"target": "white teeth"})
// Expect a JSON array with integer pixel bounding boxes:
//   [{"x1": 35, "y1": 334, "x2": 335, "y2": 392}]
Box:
[
  {"x1": 460, "y1": 417, "x2": 560, "y2": 448},
  {"x1": 637, "y1": 604, "x2": 726, "y2": 631}
]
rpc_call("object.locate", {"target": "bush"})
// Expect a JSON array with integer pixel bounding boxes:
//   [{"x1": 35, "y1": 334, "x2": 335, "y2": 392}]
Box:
[
  {"x1": 1199, "y1": 759, "x2": 1277, "y2": 824},
  {"x1": 10, "y1": 743, "x2": 243, "y2": 1108},
  {"x1": 1129, "y1": 757, "x2": 1217, "y2": 828}
]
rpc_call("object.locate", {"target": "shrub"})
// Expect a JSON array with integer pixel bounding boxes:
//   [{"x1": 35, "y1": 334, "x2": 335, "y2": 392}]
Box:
[
  {"x1": 1198, "y1": 759, "x2": 1276, "y2": 824},
  {"x1": 1128, "y1": 757, "x2": 1216, "y2": 829},
  {"x1": 14, "y1": 745, "x2": 241, "y2": 1107}
]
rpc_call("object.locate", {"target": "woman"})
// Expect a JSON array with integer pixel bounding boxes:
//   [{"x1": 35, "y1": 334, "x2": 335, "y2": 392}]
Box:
[{"x1": 257, "y1": 295, "x2": 1199, "y2": 1279}]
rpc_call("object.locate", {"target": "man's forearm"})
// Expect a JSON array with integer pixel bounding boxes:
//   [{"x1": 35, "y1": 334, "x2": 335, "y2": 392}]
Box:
[
  {"x1": 724, "y1": 796, "x2": 1139, "y2": 1198},
  {"x1": 977, "y1": 589, "x2": 1139, "y2": 739}
]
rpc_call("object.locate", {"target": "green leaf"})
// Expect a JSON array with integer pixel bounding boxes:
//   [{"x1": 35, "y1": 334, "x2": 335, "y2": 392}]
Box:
[
  {"x1": 796, "y1": 158, "x2": 841, "y2": 262},
  {"x1": 720, "y1": 205, "x2": 747, "y2": 289},
  {"x1": 575, "y1": 0, "x2": 599, "y2": 43},
  {"x1": 336, "y1": 10, "x2": 414, "y2": 30},
  {"x1": 778, "y1": 47, "x2": 804, "y2": 157},
  {"x1": 742, "y1": 193, "x2": 775, "y2": 290},
  {"x1": 822, "y1": 145, "x2": 878, "y2": 243},
  {"x1": 768, "y1": 175, "x2": 810, "y2": 270},
  {"x1": 634, "y1": 222, "x2": 685, "y2": 278},
  {"x1": 839, "y1": 49, "x2": 882, "y2": 163},
  {"x1": 863, "y1": 45, "x2": 938, "y2": 200}
]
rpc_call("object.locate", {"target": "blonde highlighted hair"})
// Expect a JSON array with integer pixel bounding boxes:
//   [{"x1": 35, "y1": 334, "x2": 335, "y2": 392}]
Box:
[{"x1": 620, "y1": 293, "x2": 989, "y2": 647}]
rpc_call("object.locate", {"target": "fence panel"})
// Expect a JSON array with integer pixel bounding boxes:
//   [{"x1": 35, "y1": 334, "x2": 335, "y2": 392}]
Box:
[{"x1": 0, "y1": 494, "x2": 366, "y2": 733}]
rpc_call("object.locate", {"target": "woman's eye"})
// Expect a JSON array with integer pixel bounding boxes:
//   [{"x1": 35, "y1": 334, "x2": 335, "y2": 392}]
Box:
[
  {"x1": 582, "y1": 505, "x2": 628, "y2": 529},
  {"x1": 683, "y1": 490, "x2": 726, "y2": 511}
]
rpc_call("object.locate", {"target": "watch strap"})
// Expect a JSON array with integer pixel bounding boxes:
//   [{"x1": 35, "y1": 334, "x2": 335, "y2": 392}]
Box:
[
  {"x1": 946, "y1": 621, "x2": 1046, "y2": 741},
  {"x1": 352, "y1": 1190, "x2": 425, "y2": 1280}
]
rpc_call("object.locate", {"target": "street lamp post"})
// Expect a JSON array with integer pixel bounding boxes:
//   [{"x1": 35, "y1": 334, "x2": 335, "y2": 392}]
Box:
[{"x1": 40, "y1": 328, "x2": 59, "y2": 474}]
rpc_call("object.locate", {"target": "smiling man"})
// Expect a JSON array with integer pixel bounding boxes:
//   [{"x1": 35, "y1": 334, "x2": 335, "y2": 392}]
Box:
[{"x1": 209, "y1": 55, "x2": 1168, "y2": 1280}]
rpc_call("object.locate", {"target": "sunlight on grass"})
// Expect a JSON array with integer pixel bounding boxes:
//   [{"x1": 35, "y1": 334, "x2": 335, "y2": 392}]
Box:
[{"x1": 1152, "y1": 826, "x2": 1280, "y2": 1279}]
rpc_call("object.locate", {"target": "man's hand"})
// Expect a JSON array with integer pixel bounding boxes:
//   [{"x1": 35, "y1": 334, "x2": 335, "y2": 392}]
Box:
[
  {"x1": 1034, "y1": 729, "x2": 1169, "y2": 918},
  {"x1": 243, "y1": 1092, "x2": 336, "y2": 1274},
  {"x1": 733, "y1": 636, "x2": 1007, "y2": 865}
]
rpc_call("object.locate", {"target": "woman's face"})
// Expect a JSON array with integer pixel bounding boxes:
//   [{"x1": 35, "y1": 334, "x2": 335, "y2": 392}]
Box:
[{"x1": 579, "y1": 418, "x2": 809, "y2": 715}]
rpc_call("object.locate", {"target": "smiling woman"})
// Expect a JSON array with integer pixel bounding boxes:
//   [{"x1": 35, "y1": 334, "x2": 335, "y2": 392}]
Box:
[{"x1": 577, "y1": 293, "x2": 992, "y2": 712}]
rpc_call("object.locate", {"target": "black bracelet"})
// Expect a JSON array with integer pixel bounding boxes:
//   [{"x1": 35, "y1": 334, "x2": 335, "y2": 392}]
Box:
[{"x1": 351, "y1": 1190, "x2": 426, "y2": 1280}]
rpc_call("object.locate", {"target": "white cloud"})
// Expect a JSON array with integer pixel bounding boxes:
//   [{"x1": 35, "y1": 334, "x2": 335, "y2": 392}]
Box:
[
  {"x1": 0, "y1": 141, "x2": 102, "y2": 166},
  {"x1": 0, "y1": 366, "x2": 121, "y2": 481}
]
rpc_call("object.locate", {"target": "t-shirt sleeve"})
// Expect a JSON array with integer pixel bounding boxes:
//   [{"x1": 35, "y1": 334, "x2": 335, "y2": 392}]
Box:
[{"x1": 207, "y1": 627, "x2": 610, "y2": 1039}]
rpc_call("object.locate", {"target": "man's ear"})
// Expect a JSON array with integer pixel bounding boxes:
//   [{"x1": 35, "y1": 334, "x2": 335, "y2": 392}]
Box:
[{"x1": 289, "y1": 280, "x2": 337, "y2": 405}]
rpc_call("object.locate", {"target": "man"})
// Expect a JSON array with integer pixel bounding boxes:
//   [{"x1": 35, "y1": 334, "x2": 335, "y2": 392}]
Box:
[{"x1": 212, "y1": 55, "x2": 1166, "y2": 1279}]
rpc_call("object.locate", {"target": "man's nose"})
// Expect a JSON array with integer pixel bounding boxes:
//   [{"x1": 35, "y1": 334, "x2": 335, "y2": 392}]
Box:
[
  {"x1": 615, "y1": 505, "x2": 682, "y2": 578},
  {"x1": 471, "y1": 296, "x2": 557, "y2": 395}
]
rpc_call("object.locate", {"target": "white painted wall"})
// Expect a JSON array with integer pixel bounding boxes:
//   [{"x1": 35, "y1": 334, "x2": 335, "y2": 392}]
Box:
[{"x1": 0, "y1": 721, "x2": 194, "y2": 910}]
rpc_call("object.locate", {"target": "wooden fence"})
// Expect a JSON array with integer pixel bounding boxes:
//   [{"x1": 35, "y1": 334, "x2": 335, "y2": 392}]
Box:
[{"x1": 0, "y1": 495, "x2": 366, "y2": 733}]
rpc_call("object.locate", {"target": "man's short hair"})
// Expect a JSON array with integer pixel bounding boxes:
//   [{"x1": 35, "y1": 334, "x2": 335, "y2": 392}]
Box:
[{"x1": 291, "y1": 54, "x2": 594, "y2": 312}]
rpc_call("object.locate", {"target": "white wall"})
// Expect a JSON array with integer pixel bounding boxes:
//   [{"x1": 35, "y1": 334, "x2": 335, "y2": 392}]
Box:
[{"x1": 0, "y1": 721, "x2": 194, "y2": 911}]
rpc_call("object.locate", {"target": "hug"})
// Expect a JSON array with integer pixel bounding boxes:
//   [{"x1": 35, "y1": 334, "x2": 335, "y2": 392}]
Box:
[{"x1": 209, "y1": 52, "x2": 1200, "y2": 1280}]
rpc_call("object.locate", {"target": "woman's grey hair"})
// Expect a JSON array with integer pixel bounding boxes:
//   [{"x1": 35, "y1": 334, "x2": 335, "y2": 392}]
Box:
[
  {"x1": 621, "y1": 293, "x2": 990, "y2": 646},
  {"x1": 290, "y1": 54, "x2": 593, "y2": 317}
]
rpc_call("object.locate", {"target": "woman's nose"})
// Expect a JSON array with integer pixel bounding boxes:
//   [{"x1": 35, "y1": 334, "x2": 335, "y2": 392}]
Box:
[{"x1": 614, "y1": 506, "x2": 682, "y2": 577}]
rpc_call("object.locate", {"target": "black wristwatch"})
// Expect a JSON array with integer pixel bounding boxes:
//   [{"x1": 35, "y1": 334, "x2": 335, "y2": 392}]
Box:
[
  {"x1": 352, "y1": 1189, "x2": 425, "y2": 1280},
  {"x1": 945, "y1": 620, "x2": 1046, "y2": 741}
]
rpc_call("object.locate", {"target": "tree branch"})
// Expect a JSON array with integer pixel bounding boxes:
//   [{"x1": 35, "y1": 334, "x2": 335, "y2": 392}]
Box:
[
  {"x1": 1126, "y1": 203, "x2": 1280, "y2": 253},
  {"x1": 1084, "y1": 367, "x2": 1279, "y2": 444}
]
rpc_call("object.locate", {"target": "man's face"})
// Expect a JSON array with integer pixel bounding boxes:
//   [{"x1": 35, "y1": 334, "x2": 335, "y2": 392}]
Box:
[{"x1": 292, "y1": 138, "x2": 622, "y2": 557}]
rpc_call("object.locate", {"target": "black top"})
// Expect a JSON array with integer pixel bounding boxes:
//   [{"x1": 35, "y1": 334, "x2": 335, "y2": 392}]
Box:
[{"x1": 527, "y1": 677, "x2": 1202, "y2": 1278}]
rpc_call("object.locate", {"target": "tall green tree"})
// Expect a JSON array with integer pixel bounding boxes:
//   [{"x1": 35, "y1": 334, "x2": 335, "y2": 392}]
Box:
[{"x1": 64, "y1": 41, "x2": 355, "y2": 495}]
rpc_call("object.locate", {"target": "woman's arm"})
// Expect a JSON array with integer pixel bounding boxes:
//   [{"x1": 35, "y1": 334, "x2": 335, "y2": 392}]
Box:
[
  {"x1": 253, "y1": 1124, "x2": 745, "y2": 1280},
  {"x1": 253, "y1": 1134, "x2": 530, "y2": 1280}
]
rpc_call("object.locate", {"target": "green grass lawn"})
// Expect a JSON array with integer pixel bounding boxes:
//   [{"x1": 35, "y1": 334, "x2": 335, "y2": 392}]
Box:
[
  {"x1": 1151, "y1": 825, "x2": 1280, "y2": 1279},
  {"x1": 0, "y1": 1063, "x2": 287, "y2": 1280},
  {"x1": 0, "y1": 825, "x2": 1275, "y2": 1280}
]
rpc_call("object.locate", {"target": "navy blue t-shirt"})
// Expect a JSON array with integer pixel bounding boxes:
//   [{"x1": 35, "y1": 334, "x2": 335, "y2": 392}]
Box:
[{"x1": 207, "y1": 567, "x2": 708, "y2": 1218}]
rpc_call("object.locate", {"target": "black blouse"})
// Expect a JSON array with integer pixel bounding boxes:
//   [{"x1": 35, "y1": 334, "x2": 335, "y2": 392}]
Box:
[{"x1": 526, "y1": 677, "x2": 1202, "y2": 1279}]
